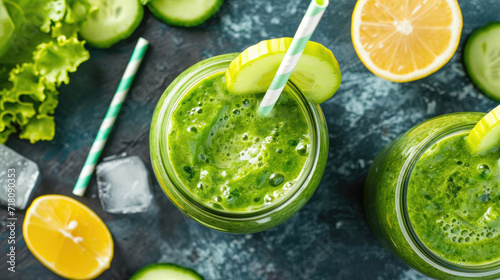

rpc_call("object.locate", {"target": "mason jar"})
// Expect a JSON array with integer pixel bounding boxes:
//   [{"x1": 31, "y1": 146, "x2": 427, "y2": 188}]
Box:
[
  {"x1": 150, "y1": 53, "x2": 329, "y2": 233},
  {"x1": 365, "y1": 112, "x2": 500, "y2": 279}
]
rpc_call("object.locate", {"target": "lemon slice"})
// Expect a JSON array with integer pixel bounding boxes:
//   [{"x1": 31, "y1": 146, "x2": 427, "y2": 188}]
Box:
[
  {"x1": 351, "y1": 0, "x2": 462, "y2": 82},
  {"x1": 466, "y1": 105, "x2": 500, "y2": 154},
  {"x1": 225, "y1": 38, "x2": 341, "y2": 104},
  {"x1": 23, "y1": 195, "x2": 113, "y2": 279}
]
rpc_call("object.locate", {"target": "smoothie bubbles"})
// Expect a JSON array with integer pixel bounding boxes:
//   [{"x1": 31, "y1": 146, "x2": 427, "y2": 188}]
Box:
[
  {"x1": 365, "y1": 110, "x2": 500, "y2": 279},
  {"x1": 150, "y1": 54, "x2": 329, "y2": 233},
  {"x1": 150, "y1": 0, "x2": 339, "y2": 233}
]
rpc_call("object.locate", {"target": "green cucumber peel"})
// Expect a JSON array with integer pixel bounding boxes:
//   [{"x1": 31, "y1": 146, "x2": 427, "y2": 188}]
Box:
[
  {"x1": 464, "y1": 22, "x2": 500, "y2": 102},
  {"x1": 80, "y1": 0, "x2": 144, "y2": 48},
  {"x1": 148, "y1": 0, "x2": 223, "y2": 27},
  {"x1": 130, "y1": 263, "x2": 204, "y2": 280}
]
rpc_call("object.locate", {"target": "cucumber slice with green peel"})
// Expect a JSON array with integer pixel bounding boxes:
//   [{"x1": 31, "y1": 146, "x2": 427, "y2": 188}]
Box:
[
  {"x1": 130, "y1": 263, "x2": 204, "y2": 280},
  {"x1": 225, "y1": 38, "x2": 341, "y2": 104},
  {"x1": 148, "y1": 0, "x2": 224, "y2": 27},
  {"x1": 80, "y1": 0, "x2": 144, "y2": 48},
  {"x1": 0, "y1": 1, "x2": 15, "y2": 57},
  {"x1": 466, "y1": 105, "x2": 500, "y2": 154},
  {"x1": 464, "y1": 22, "x2": 500, "y2": 102}
]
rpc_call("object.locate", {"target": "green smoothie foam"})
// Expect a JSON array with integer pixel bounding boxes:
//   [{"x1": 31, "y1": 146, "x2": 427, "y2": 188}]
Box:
[
  {"x1": 167, "y1": 73, "x2": 311, "y2": 212},
  {"x1": 407, "y1": 132, "x2": 500, "y2": 265}
]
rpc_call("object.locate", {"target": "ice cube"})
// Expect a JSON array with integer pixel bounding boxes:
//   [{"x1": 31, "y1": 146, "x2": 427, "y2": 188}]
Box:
[
  {"x1": 96, "y1": 156, "x2": 153, "y2": 214},
  {"x1": 0, "y1": 145, "x2": 41, "y2": 210}
]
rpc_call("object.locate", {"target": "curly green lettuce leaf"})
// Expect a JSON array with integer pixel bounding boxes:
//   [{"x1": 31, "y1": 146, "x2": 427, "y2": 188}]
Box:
[
  {"x1": 0, "y1": 93, "x2": 15, "y2": 131},
  {"x1": 38, "y1": 88, "x2": 59, "y2": 115},
  {"x1": 65, "y1": 0, "x2": 96, "y2": 24},
  {"x1": 52, "y1": 0, "x2": 97, "y2": 37},
  {"x1": 0, "y1": 126, "x2": 16, "y2": 144},
  {"x1": 19, "y1": 114, "x2": 55, "y2": 143},
  {"x1": 34, "y1": 36, "x2": 89, "y2": 86},
  {"x1": 0, "y1": 0, "x2": 92, "y2": 144},
  {"x1": 6, "y1": 64, "x2": 46, "y2": 102},
  {"x1": 39, "y1": 0, "x2": 67, "y2": 32},
  {"x1": 1, "y1": 99, "x2": 36, "y2": 126},
  {"x1": 1, "y1": 1, "x2": 58, "y2": 64}
]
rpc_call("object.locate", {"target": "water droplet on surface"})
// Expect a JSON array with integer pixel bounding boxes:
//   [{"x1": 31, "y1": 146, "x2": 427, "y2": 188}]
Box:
[
  {"x1": 242, "y1": 134, "x2": 248, "y2": 140},
  {"x1": 478, "y1": 164, "x2": 490, "y2": 174},
  {"x1": 188, "y1": 127, "x2": 197, "y2": 133},
  {"x1": 269, "y1": 173, "x2": 285, "y2": 186},
  {"x1": 243, "y1": 99, "x2": 250, "y2": 107},
  {"x1": 296, "y1": 143, "x2": 308, "y2": 156},
  {"x1": 197, "y1": 183, "x2": 204, "y2": 190},
  {"x1": 233, "y1": 109, "x2": 240, "y2": 115},
  {"x1": 276, "y1": 148, "x2": 283, "y2": 153}
]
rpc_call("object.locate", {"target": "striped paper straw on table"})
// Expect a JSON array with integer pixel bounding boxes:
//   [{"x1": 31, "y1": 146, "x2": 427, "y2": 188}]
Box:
[
  {"x1": 73, "y1": 37, "x2": 149, "y2": 196},
  {"x1": 258, "y1": 0, "x2": 329, "y2": 116}
]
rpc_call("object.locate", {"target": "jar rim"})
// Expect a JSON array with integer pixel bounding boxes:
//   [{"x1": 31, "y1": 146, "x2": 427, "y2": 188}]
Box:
[
  {"x1": 395, "y1": 116, "x2": 500, "y2": 277},
  {"x1": 150, "y1": 53, "x2": 326, "y2": 219}
]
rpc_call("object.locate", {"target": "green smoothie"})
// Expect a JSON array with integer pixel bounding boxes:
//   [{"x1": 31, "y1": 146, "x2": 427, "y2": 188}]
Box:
[
  {"x1": 365, "y1": 113, "x2": 500, "y2": 279},
  {"x1": 407, "y1": 132, "x2": 500, "y2": 265},
  {"x1": 167, "y1": 73, "x2": 311, "y2": 212}
]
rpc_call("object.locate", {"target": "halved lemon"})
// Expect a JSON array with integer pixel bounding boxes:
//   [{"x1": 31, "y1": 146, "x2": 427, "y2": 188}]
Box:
[
  {"x1": 225, "y1": 38, "x2": 341, "y2": 104},
  {"x1": 23, "y1": 195, "x2": 113, "y2": 279},
  {"x1": 466, "y1": 105, "x2": 500, "y2": 154},
  {"x1": 351, "y1": 0, "x2": 463, "y2": 82}
]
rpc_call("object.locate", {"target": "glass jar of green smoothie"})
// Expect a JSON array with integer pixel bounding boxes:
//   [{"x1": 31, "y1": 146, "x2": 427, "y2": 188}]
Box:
[
  {"x1": 150, "y1": 54, "x2": 328, "y2": 233},
  {"x1": 365, "y1": 112, "x2": 500, "y2": 279}
]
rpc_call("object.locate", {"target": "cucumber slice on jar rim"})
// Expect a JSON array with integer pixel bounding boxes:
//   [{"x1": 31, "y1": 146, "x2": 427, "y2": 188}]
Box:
[
  {"x1": 225, "y1": 38, "x2": 341, "y2": 104},
  {"x1": 80, "y1": 0, "x2": 144, "y2": 48},
  {"x1": 466, "y1": 105, "x2": 500, "y2": 154},
  {"x1": 148, "y1": 0, "x2": 224, "y2": 27},
  {"x1": 464, "y1": 22, "x2": 500, "y2": 102},
  {"x1": 130, "y1": 263, "x2": 204, "y2": 280}
]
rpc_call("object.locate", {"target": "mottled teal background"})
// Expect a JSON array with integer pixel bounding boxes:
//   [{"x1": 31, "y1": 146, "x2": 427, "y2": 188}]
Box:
[{"x1": 1, "y1": 0, "x2": 499, "y2": 279}]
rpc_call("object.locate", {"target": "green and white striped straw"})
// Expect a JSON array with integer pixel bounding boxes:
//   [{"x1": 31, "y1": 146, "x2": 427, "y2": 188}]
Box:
[
  {"x1": 258, "y1": 0, "x2": 329, "y2": 116},
  {"x1": 73, "y1": 37, "x2": 149, "y2": 197}
]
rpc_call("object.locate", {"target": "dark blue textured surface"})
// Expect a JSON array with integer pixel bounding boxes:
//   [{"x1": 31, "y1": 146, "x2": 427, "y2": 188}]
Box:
[{"x1": 1, "y1": 0, "x2": 499, "y2": 279}]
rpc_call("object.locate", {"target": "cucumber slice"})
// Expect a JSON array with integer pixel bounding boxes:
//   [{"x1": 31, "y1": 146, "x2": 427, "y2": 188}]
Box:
[
  {"x1": 130, "y1": 263, "x2": 204, "y2": 280},
  {"x1": 0, "y1": 1, "x2": 15, "y2": 57},
  {"x1": 466, "y1": 105, "x2": 500, "y2": 154},
  {"x1": 80, "y1": 0, "x2": 144, "y2": 48},
  {"x1": 464, "y1": 22, "x2": 500, "y2": 102},
  {"x1": 225, "y1": 38, "x2": 342, "y2": 104},
  {"x1": 148, "y1": 0, "x2": 223, "y2": 27}
]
